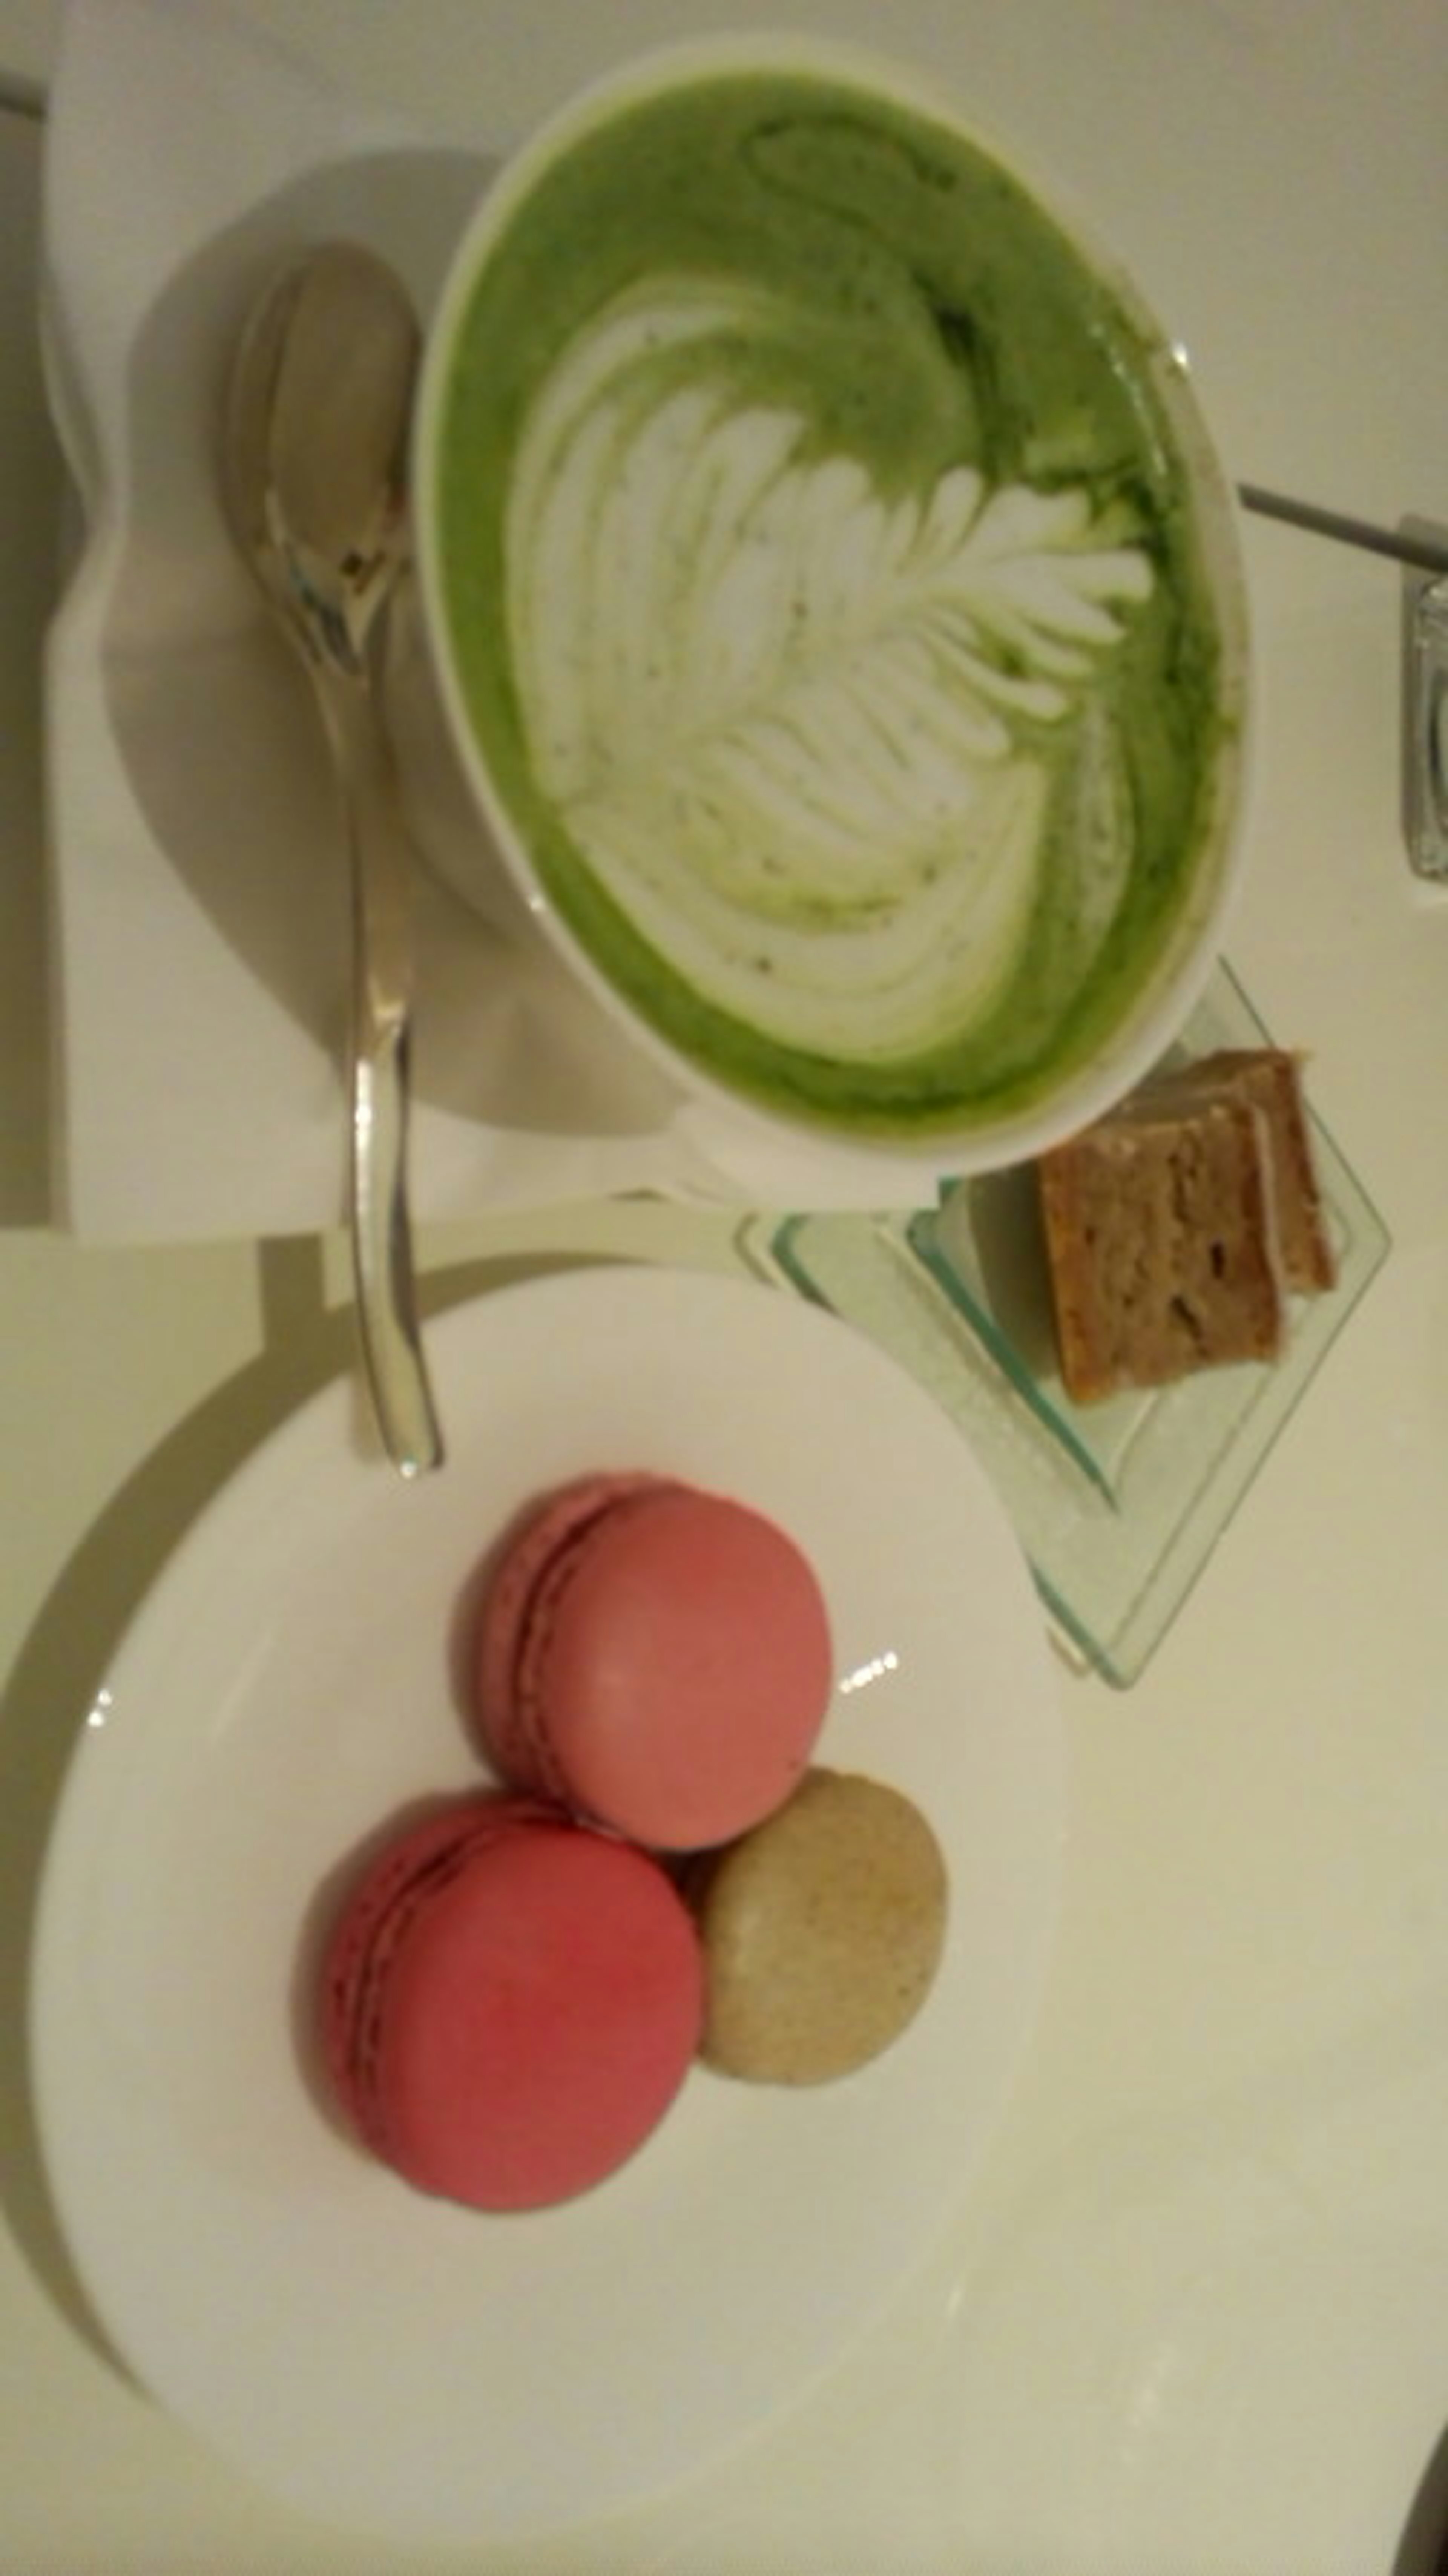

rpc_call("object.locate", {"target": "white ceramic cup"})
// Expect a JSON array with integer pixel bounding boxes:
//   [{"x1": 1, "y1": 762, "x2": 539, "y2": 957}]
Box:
[{"x1": 414, "y1": 34, "x2": 1252, "y2": 1182}]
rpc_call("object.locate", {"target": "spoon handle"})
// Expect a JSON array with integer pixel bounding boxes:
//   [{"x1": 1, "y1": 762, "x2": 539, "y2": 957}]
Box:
[
  {"x1": 317, "y1": 667, "x2": 444, "y2": 1477},
  {"x1": 1237, "y1": 483, "x2": 1448, "y2": 576}
]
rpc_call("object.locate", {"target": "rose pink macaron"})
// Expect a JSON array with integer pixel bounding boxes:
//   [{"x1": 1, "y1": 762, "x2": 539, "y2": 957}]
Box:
[
  {"x1": 472, "y1": 1473, "x2": 834, "y2": 1850},
  {"x1": 320, "y1": 1794, "x2": 704, "y2": 2211}
]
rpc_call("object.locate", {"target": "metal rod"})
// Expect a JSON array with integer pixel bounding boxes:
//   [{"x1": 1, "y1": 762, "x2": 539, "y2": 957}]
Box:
[{"x1": 1238, "y1": 483, "x2": 1448, "y2": 578}]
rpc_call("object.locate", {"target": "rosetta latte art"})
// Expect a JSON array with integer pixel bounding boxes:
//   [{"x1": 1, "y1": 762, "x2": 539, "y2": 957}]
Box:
[{"x1": 505, "y1": 279, "x2": 1154, "y2": 1067}]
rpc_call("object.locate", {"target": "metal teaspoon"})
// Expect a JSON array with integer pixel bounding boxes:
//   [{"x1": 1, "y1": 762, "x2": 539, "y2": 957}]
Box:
[{"x1": 222, "y1": 242, "x2": 443, "y2": 1475}]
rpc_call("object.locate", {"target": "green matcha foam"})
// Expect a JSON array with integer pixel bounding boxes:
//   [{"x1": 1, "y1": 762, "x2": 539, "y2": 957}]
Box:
[{"x1": 419, "y1": 40, "x2": 1249, "y2": 1150}]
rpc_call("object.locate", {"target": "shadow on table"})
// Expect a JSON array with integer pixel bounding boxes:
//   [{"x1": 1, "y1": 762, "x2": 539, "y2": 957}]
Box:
[
  {"x1": 0, "y1": 1231, "x2": 604, "y2": 2376},
  {"x1": 1395, "y1": 2420, "x2": 1448, "y2": 2576},
  {"x1": 0, "y1": 101, "x2": 64, "y2": 1233}
]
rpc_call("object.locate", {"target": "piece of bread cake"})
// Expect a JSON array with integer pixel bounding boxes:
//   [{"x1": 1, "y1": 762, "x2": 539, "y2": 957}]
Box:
[
  {"x1": 1037, "y1": 1095, "x2": 1287, "y2": 1402},
  {"x1": 1135, "y1": 1048, "x2": 1336, "y2": 1292}
]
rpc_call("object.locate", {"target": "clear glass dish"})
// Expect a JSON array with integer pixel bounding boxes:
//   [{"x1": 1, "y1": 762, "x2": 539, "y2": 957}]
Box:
[{"x1": 739, "y1": 963, "x2": 1391, "y2": 1685}]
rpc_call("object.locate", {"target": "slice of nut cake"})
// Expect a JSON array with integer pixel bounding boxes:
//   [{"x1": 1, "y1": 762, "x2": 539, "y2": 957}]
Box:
[
  {"x1": 1037, "y1": 1095, "x2": 1286, "y2": 1402},
  {"x1": 1130, "y1": 1048, "x2": 1336, "y2": 1293}
]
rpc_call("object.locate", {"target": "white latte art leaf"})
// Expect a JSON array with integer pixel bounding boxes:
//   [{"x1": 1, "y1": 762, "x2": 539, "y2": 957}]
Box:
[
  {"x1": 504, "y1": 278, "x2": 1154, "y2": 1066},
  {"x1": 565, "y1": 760, "x2": 1050, "y2": 1058}
]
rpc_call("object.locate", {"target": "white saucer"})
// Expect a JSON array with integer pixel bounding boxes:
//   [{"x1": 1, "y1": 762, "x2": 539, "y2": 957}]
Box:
[{"x1": 31, "y1": 1267, "x2": 1063, "y2": 2541}]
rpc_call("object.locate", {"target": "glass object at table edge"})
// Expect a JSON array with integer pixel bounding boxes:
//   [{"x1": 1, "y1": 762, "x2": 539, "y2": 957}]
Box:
[{"x1": 727, "y1": 958, "x2": 1391, "y2": 1688}]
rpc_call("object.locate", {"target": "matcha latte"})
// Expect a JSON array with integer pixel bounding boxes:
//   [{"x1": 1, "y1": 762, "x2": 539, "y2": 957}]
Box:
[{"x1": 417, "y1": 40, "x2": 1249, "y2": 1153}]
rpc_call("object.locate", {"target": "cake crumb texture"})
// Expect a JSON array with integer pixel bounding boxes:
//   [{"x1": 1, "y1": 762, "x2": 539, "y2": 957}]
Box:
[
  {"x1": 1037, "y1": 1095, "x2": 1287, "y2": 1401},
  {"x1": 1137, "y1": 1047, "x2": 1336, "y2": 1293}
]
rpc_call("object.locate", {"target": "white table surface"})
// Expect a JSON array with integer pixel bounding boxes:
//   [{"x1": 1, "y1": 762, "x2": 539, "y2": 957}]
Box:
[{"x1": 3, "y1": 4, "x2": 1448, "y2": 2570}]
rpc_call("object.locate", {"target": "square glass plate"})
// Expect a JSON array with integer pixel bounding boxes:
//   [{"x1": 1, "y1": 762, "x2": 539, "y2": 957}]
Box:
[{"x1": 737, "y1": 963, "x2": 1391, "y2": 1686}]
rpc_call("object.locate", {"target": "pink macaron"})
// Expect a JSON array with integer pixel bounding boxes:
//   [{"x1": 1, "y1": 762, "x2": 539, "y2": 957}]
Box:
[
  {"x1": 320, "y1": 1794, "x2": 704, "y2": 2211},
  {"x1": 472, "y1": 1473, "x2": 834, "y2": 1850}
]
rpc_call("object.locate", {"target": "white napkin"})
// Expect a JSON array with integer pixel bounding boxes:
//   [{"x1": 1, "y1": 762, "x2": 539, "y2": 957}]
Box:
[{"x1": 42, "y1": 0, "x2": 951, "y2": 1240}]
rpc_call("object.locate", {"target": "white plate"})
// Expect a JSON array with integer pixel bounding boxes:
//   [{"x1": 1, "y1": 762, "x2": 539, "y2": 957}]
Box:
[{"x1": 30, "y1": 1267, "x2": 1064, "y2": 2541}]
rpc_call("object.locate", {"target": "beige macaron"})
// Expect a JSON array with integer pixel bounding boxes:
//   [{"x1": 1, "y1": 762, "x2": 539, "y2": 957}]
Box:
[{"x1": 688, "y1": 1769, "x2": 949, "y2": 2084}]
